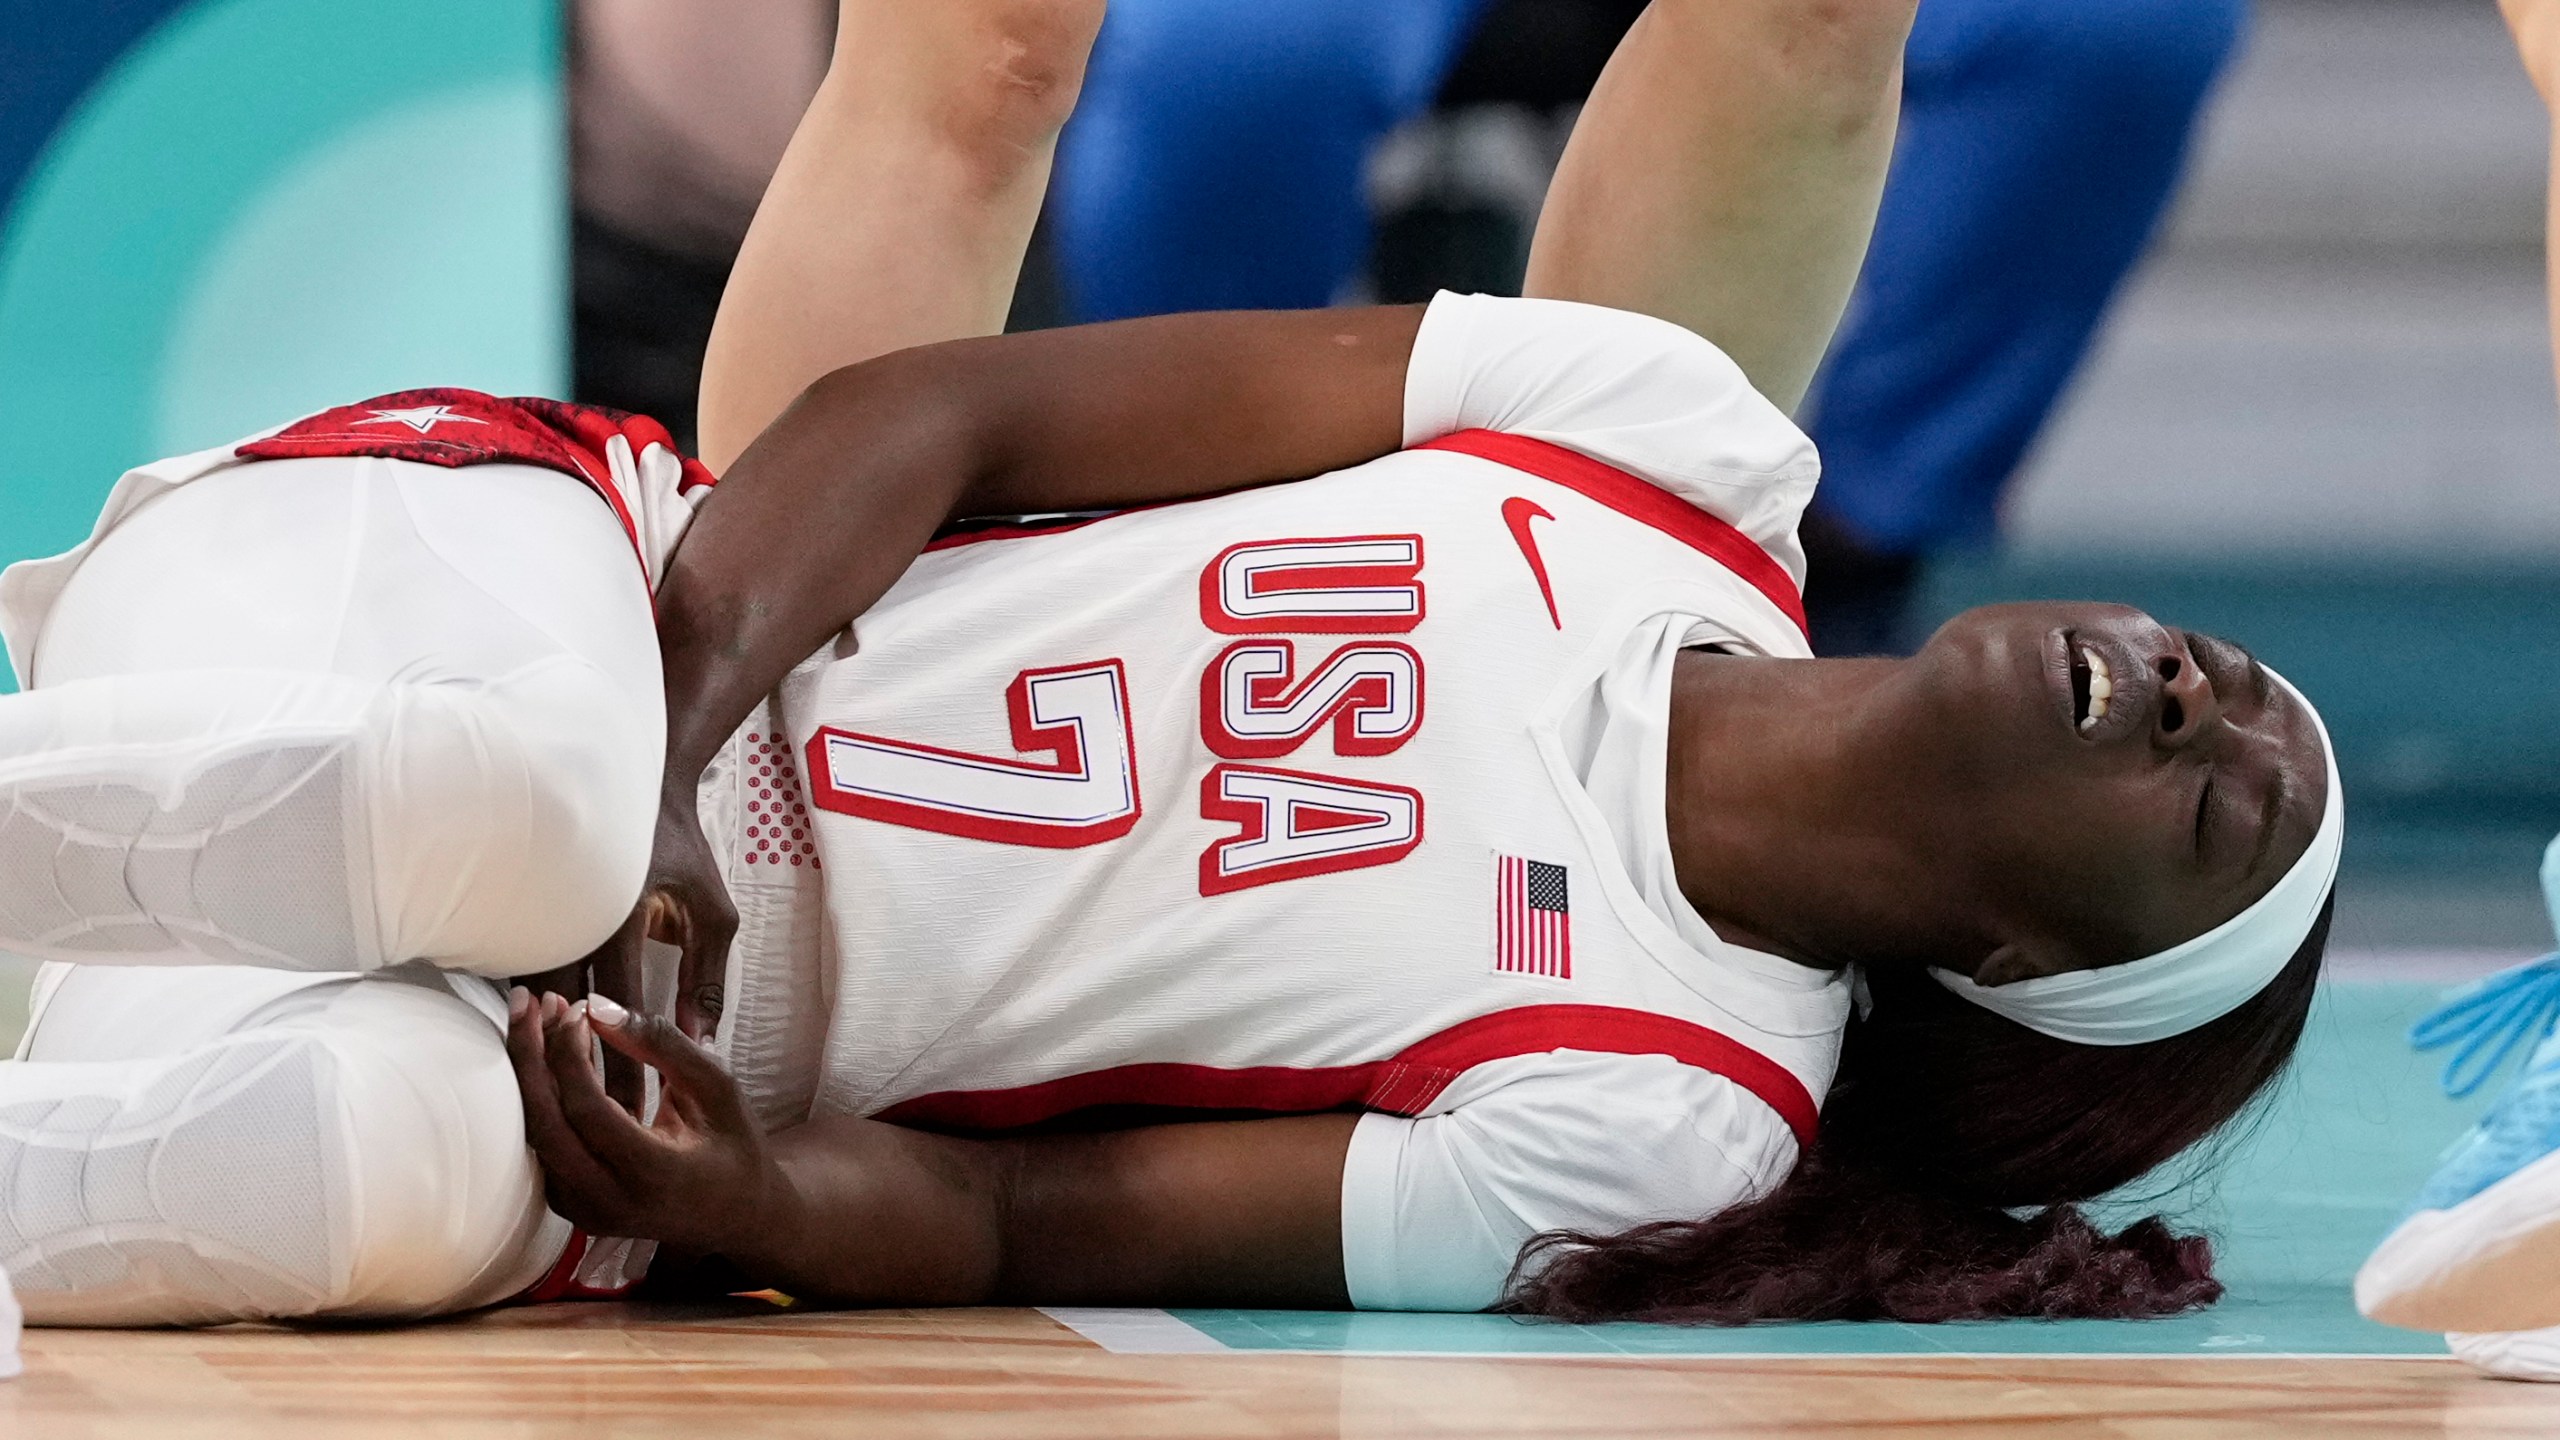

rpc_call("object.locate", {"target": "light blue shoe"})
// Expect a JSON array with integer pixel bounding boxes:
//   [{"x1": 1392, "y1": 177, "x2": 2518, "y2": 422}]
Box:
[{"x1": 2357, "y1": 837, "x2": 2560, "y2": 1337}]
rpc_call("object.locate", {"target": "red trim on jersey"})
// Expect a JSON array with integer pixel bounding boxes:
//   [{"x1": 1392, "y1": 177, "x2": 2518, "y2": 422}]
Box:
[
  {"x1": 521, "y1": 1231, "x2": 598, "y2": 1304},
  {"x1": 1417, "y1": 429, "x2": 1806, "y2": 638},
  {"x1": 517, "y1": 1228, "x2": 648, "y2": 1304},
  {"x1": 234, "y1": 389, "x2": 716, "y2": 591},
  {"x1": 877, "y1": 1003, "x2": 1819, "y2": 1149}
]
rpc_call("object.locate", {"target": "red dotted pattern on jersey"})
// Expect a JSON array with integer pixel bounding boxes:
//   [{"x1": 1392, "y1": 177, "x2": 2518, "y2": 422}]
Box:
[{"x1": 740, "y1": 732, "x2": 820, "y2": 871}]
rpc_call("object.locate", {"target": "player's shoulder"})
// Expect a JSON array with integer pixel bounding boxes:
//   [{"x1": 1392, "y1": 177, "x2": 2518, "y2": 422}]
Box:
[{"x1": 1402, "y1": 291, "x2": 1818, "y2": 581}]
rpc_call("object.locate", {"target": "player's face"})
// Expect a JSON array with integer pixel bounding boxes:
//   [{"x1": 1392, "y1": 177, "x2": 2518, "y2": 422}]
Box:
[{"x1": 1884, "y1": 602, "x2": 2328, "y2": 975}]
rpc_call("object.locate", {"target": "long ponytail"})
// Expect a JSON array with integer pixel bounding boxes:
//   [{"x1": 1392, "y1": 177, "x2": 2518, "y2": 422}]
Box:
[{"x1": 1504, "y1": 899, "x2": 2332, "y2": 1323}]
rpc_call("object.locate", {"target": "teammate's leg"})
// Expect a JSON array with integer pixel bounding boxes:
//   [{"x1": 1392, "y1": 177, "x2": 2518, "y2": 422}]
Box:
[
  {"x1": 695, "y1": 0, "x2": 1107, "y2": 470},
  {"x1": 1519, "y1": 0, "x2": 1917, "y2": 411},
  {"x1": 0, "y1": 456, "x2": 663, "y2": 978},
  {"x1": 3, "y1": 961, "x2": 554, "y2": 1325}
]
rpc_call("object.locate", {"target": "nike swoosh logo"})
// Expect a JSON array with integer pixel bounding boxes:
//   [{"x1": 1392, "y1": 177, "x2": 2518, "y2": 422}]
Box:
[{"x1": 1501, "y1": 496, "x2": 1562, "y2": 629}]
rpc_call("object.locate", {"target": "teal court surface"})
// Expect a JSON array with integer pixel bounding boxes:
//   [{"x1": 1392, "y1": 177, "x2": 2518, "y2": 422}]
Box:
[{"x1": 1050, "y1": 972, "x2": 2515, "y2": 1360}]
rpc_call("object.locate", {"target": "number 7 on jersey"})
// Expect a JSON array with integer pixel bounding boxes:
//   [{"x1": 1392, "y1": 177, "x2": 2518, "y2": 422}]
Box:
[{"x1": 804, "y1": 660, "x2": 1142, "y2": 848}]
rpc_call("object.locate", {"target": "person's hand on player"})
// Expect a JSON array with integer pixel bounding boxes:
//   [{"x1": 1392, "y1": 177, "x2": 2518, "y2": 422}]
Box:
[{"x1": 506, "y1": 986, "x2": 783, "y2": 1257}]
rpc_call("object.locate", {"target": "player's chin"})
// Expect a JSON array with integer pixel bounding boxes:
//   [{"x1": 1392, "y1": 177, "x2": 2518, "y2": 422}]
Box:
[{"x1": 1910, "y1": 605, "x2": 2053, "y2": 711}]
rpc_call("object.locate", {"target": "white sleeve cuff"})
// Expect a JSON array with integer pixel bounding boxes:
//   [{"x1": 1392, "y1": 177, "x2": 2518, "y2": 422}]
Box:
[
  {"x1": 1338, "y1": 1111, "x2": 1416, "y2": 1311},
  {"x1": 1399, "y1": 291, "x2": 1483, "y2": 450},
  {"x1": 1333, "y1": 1054, "x2": 1802, "y2": 1313}
]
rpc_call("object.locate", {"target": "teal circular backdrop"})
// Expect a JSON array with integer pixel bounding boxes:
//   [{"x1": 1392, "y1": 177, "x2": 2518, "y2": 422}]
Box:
[{"x1": 0, "y1": 0, "x2": 565, "y2": 690}]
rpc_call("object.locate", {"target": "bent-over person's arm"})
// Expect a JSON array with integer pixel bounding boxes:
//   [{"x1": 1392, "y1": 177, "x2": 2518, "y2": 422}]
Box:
[{"x1": 1525, "y1": 0, "x2": 1920, "y2": 410}]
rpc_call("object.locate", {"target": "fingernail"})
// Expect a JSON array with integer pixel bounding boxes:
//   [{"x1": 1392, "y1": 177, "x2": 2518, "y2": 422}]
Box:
[
  {"x1": 508, "y1": 986, "x2": 530, "y2": 1019},
  {"x1": 588, "y1": 994, "x2": 629, "y2": 1027}
]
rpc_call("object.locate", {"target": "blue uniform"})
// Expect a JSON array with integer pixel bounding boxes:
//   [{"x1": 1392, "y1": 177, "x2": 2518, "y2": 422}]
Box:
[
  {"x1": 1051, "y1": 0, "x2": 1489, "y2": 319},
  {"x1": 1806, "y1": 0, "x2": 2249, "y2": 557},
  {"x1": 1051, "y1": 0, "x2": 2247, "y2": 649}
]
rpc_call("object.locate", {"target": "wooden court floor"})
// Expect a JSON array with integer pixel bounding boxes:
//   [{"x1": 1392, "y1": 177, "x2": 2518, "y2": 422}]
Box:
[{"x1": 11, "y1": 1303, "x2": 2560, "y2": 1439}]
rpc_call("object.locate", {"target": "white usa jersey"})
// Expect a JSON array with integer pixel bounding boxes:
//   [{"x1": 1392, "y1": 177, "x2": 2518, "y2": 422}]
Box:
[{"x1": 703, "y1": 293, "x2": 1855, "y2": 1311}]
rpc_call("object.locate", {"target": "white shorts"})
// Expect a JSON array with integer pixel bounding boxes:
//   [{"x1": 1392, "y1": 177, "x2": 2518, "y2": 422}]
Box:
[{"x1": 0, "y1": 453, "x2": 664, "y2": 1323}]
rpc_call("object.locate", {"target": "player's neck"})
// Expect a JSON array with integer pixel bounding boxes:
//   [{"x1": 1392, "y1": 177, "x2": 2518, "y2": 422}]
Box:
[{"x1": 1663, "y1": 650, "x2": 1990, "y2": 974}]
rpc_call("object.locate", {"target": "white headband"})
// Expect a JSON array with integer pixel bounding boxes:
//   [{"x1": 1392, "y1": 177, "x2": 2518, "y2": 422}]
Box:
[{"x1": 1928, "y1": 668, "x2": 2343, "y2": 1047}]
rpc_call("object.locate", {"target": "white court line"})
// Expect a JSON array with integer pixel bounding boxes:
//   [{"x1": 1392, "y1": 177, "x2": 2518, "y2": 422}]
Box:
[{"x1": 1040, "y1": 1307, "x2": 1229, "y2": 1353}]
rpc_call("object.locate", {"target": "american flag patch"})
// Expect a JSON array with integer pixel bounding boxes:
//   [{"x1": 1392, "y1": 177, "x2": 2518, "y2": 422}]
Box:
[{"x1": 1495, "y1": 855, "x2": 1572, "y2": 979}]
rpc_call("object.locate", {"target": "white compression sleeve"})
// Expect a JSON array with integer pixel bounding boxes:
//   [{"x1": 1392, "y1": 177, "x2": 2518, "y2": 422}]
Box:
[
  {"x1": 2, "y1": 455, "x2": 664, "y2": 976},
  {"x1": 0, "y1": 660, "x2": 654, "y2": 976},
  {"x1": 4, "y1": 962, "x2": 562, "y2": 1325}
]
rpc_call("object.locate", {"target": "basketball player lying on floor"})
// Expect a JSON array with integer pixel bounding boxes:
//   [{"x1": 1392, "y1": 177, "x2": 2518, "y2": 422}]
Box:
[{"x1": 0, "y1": 0, "x2": 2340, "y2": 1326}]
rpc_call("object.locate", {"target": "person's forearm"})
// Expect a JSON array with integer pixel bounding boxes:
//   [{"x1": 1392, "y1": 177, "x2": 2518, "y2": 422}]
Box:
[
  {"x1": 1525, "y1": 0, "x2": 1918, "y2": 409},
  {"x1": 515, "y1": 997, "x2": 1359, "y2": 1307},
  {"x1": 713, "y1": 1116, "x2": 1015, "y2": 1305},
  {"x1": 656, "y1": 345, "x2": 981, "y2": 789},
  {"x1": 714, "y1": 1112, "x2": 1357, "y2": 1307},
  {"x1": 655, "y1": 306, "x2": 1420, "y2": 787},
  {"x1": 695, "y1": 0, "x2": 1106, "y2": 470}
]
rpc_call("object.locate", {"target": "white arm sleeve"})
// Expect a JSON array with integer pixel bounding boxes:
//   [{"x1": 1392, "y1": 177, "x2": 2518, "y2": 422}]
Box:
[
  {"x1": 1400, "y1": 291, "x2": 1821, "y2": 584},
  {"x1": 1338, "y1": 1050, "x2": 1802, "y2": 1312}
]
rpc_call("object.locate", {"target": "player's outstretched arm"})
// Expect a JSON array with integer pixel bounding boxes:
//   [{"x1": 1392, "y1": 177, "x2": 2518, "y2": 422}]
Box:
[
  {"x1": 695, "y1": 0, "x2": 1106, "y2": 472},
  {"x1": 1522, "y1": 0, "x2": 1918, "y2": 410},
  {"x1": 513, "y1": 990, "x2": 1358, "y2": 1307}
]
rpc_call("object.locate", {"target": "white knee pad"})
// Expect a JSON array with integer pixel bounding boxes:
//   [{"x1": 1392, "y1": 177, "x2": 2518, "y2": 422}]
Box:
[
  {"x1": 0, "y1": 670, "x2": 382, "y2": 971},
  {"x1": 0, "y1": 659, "x2": 657, "y2": 977},
  {"x1": 366, "y1": 658, "x2": 658, "y2": 976},
  {"x1": 1, "y1": 970, "x2": 560, "y2": 1326}
]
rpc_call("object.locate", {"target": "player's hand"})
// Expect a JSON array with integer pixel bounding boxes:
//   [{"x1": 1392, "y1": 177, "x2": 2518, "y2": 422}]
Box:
[
  {"x1": 518, "y1": 795, "x2": 738, "y2": 1109},
  {"x1": 506, "y1": 986, "x2": 783, "y2": 1257},
  {"x1": 638, "y1": 793, "x2": 740, "y2": 1041}
]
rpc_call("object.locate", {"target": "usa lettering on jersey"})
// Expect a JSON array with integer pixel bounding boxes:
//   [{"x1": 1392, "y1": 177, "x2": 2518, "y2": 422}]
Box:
[
  {"x1": 1200, "y1": 536, "x2": 1424, "y2": 634},
  {"x1": 1189, "y1": 537, "x2": 1429, "y2": 893},
  {"x1": 1198, "y1": 640, "x2": 1423, "y2": 759},
  {"x1": 802, "y1": 531, "x2": 1432, "y2": 892}
]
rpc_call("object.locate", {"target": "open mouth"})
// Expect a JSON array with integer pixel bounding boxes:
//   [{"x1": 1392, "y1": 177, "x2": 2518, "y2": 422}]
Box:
[{"x1": 2069, "y1": 642, "x2": 2114, "y2": 734}]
